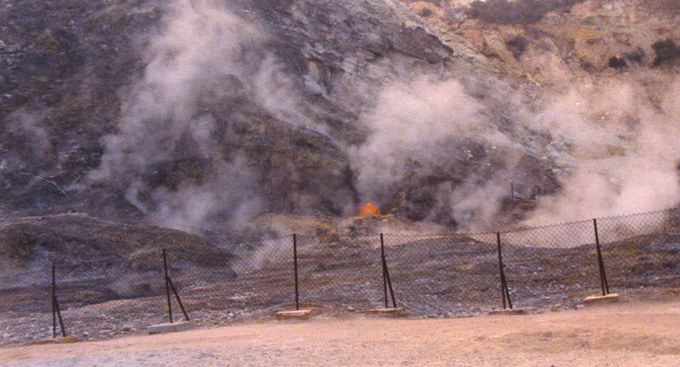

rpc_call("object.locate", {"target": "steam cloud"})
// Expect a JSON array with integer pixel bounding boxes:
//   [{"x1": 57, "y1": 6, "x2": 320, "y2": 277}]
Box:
[
  {"x1": 89, "y1": 0, "x2": 680, "y2": 235},
  {"x1": 526, "y1": 78, "x2": 680, "y2": 225},
  {"x1": 349, "y1": 76, "x2": 521, "y2": 230},
  {"x1": 90, "y1": 0, "x2": 308, "y2": 233},
  {"x1": 5, "y1": 109, "x2": 51, "y2": 160},
  {"x1": 351, "y1": 73, "x2": 680, "y2": 230}
]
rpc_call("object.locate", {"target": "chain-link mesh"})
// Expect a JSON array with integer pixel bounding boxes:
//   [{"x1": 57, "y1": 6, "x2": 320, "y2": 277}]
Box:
[
  {"x1": 597, "y1": 208, "x2": 680, "y2": 291},
  {"x1": 500, "y1": 220, "x2": 600, "y2": 310},
  {"x1": 2, "y1": 208, "x2": 680, "y2": 347},
  {"x1": 382, "y1": 233, "x2": 499, "y2": 316},
  {"x1": 295, "y1": 234, "x2": 383, "y2": 312}
]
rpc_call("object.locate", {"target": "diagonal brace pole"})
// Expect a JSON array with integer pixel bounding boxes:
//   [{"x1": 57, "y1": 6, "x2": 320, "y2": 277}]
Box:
[
  {"x1": 168, "y1": 277, "x2": 190, "y2": 321},
  {"x1": 51, "y1": 264, "x2": 67, "y2": 337},
  {"x1": 381, "y1": 234, "x2": 398, "y2": 309},
  {"x1": 163, "y1": 249, "x2": 191, "y2": 322},
  {"x1": 593, "y1": 219, "x2": 611, "y2": 296}
]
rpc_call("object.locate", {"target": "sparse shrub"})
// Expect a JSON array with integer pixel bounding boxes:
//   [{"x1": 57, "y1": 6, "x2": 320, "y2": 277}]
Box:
[
  {"x1": 652, "y1": 38, "x2": 680, "y2": 67},
  {"x1": 644, "y1": 0, "x2": 680, "y2": 16},
  {"x1": 608, "y1": 56, "x2": 627, "y2": 68},
  {"x1": 506, "y1": 35, "x2": 529, "y2": 59},
  {"x1": 580, "y1": 59, "x2": 595, "y2": 72},
  {"x1": 419, "y1": 8, "x2": 434, "y2": 17},
  {"x1": 623, "y1": 47, "x2": 646, "y2": 65}
]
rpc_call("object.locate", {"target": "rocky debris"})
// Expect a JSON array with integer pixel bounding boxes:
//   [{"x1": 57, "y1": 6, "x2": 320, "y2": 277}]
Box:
[
  {"x1": 0, "y1": 0, "x2": 613, "y2": 232},
  {"x1": 323, "y1": 214, "x2": 448, "y2": 244}
]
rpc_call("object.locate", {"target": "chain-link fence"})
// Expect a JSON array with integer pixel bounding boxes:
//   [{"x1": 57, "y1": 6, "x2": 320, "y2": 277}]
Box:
[{"x1": 2, "y1": 208, "x2": 680, "y2": 346}]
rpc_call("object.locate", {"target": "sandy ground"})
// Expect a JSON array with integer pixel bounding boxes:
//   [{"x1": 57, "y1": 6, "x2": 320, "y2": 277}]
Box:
[{"x1": 1, "y1": 298, "x2": 680, "y2": 367}]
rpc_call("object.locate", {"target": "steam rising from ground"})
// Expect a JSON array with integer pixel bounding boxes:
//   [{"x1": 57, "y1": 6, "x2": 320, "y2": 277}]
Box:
[
  {"x1": 527, "y1": 78, "x2": 680, "y2": 224},
  {"x1": 90, "y1": 0, "x2": 306, "y2": 233},
  {"x1": 5, "y1": 109, "x2": 50, "y2": 159},
  {"x1": 351, "y1": 77, "x2": 485, "y2": 198},
  {"x1": 350, "y1": 76, "x2": 523, "y2": 230},
  {"x1": 351, "y1": 74, "x2": 680, "y2": 230},
  {"x1": 89, "y1": 0, "x2": 680, "y2": 234}
]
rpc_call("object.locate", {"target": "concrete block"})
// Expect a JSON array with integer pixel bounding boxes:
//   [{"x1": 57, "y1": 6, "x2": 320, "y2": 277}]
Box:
[
  {"x1": 584, "y1": 293, "x2": 620, "y2": 306},
  {"x1": 366, "y1": 308, "x2": 404, "y2": 317},
  {"x1": 29, "y1": 336, "x2": 78, "y2": 345},
  {"x1": 488, "y1": 308, "x2": 526, "y2": 316},
  {"x1": 275, "y1": 308, "x2": 315, "y2": 320},
  {"x1": 147, "y1": 320, "x2": 195, "y2": 335}
]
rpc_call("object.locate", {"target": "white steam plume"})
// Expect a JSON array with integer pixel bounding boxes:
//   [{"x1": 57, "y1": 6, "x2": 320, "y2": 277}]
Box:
[
  {"x1": 525, "y1": 78, "x2": 680, "y2": 225},
  {"x1": 350, "y1": 75, "x2": 521, "y2": 230},
  {"x1": 89, "y1": 0, "x2": 308, "y2": 233},
  {"x1": 5, "y1": 108, "x2": 50, "y2": 158},
  {"x1": 351, "y1": 73, "x2": 680, "y2": 230}
]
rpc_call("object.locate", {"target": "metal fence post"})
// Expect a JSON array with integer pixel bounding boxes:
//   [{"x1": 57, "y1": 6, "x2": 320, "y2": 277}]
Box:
[
  {"x1": 496, "y1": 233, "x2": 513, "y2": 310},
  {"x1": 593, "y1": 219, "x2": 610, "y2": 296},
  {"x1": 293, "y1": 234, "x2": 300, "y2": 310},
  {"x1": 381, "y1": 234, "x2": 388, "y2": 308},
  {"x1": 163, "y1": 249, "x2": 173, "y2": 324},
  {"x1": 52, "y1": 264, "x2": 56, "y2": 338}
]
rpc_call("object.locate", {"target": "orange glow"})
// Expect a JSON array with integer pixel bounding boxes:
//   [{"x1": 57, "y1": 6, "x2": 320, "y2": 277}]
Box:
[{"x1": 358, "y1": 202, "x2": 381, "y2": 217}]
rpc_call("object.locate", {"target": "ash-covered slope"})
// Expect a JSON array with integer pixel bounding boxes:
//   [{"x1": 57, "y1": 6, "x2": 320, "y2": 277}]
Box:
[
  {"x1": 0, "y1": 212, "x2": 233, "y2": 272},
  {"x1": 1, "y1": 0, "x2": 528, "y2": 232},
  {"x1": 2, "y1": 0, "x2": 679, "y2": 236}
]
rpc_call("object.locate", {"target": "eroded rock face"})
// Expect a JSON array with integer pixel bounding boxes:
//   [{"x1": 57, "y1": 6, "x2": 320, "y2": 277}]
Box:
[
  {"x1": 0, "y1": 0, "x2": 496, "y2": 231},
  {"x1": 2, "y1": 0, "x2": 678, "y2": 233}
]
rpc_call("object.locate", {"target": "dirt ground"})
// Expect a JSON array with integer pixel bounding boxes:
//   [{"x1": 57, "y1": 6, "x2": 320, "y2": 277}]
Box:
[{"x1": 1, "y1": 297, "x2": 680, "y2": 367}]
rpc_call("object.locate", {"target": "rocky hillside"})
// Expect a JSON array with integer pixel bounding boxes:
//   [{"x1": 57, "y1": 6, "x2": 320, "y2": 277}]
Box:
[
  {"x1": 2, "y1": 0, "x2": 679, "y2": 238},
  {"x1": 411, "y1": 0, "x2": 680, "y2": 86},
  {"x1": 1, "y1": 0, "x2": 483, "y2": 228}
]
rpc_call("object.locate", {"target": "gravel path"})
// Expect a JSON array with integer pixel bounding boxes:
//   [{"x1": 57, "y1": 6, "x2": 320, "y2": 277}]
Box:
[{"x1": 2, "y1": 298, "x2": 679, "y2": 366}]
